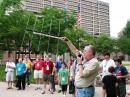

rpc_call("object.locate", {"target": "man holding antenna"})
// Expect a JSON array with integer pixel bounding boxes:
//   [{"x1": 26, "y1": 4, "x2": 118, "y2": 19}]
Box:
[{"x1": 62, "y1": 37, "x2": 99, "y2": 97}]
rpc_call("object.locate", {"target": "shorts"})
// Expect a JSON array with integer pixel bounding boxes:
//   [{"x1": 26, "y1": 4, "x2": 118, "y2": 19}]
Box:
[
  {"x1": 118, "y1": 83, "x2": 126, "y2": 97},
  {"x1": 6, "y1": 71, "x2": 14, "y2": 82},
  {"x1": 69, "y1": 80, "x2": 75, "y2": 94},
  {"x1": 107, "y1": 94, "x2": 116, "y2": 97},
  {"x1": 61, "y1": 85, "x2": 67, "y2": 92},
  {"x1": 34, "y1": 70, "x2": 43, "y2": 79},
  {"x1": 43, "y1": 74, "x2": 52, "y2": 82}
]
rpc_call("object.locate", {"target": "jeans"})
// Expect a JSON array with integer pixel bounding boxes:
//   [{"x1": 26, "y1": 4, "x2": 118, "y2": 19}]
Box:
[
  {"x1": 17, "y1": 74, "x2": 26, "y2": 89},
  {"x1": 50, "y1": 75, "x2": 55, "y2": 92},
  {"x1": 118, "y1": 83, "x2": 126, "y2": 97},
  {"x1": 26, "y1": 69, "x2": 31, "y2": 85},
  {"x1": 76, "y1": 87, "x2": 95, "y2": 97}
]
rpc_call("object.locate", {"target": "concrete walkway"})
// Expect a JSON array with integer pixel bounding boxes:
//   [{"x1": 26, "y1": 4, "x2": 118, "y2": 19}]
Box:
[{"x1": 0, "y1": 82, "x2": 130, "y2": 97}]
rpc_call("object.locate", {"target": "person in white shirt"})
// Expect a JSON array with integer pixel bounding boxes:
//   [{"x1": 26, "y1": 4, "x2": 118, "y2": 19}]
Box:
[
  {"x1": 126, "y1": 89, "x2": 130, "y2": 97},
  {"x1": 100, "y1": 52, "x2": 116, "y2": 97},
  {"x1": 5, "y1": 59, "x2": 15, "y2": 89},
  {"x1": 100, "y1": 52, "x2": 116, "y2": 77}
]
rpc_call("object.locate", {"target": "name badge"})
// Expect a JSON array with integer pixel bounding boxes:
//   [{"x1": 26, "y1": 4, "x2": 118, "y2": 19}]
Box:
[
  {"x1": 37, "y1": 63, "x2": 39, "y2": 67},
  {"x1": 18, "y1": 68, "x2": 21, "y2": 71},
  {"x1": 46, "y1": 65, "x2": 49, "y2": 70},
  {"x1": 62, "y1": 77, "x2": 65, "y2": 81}
]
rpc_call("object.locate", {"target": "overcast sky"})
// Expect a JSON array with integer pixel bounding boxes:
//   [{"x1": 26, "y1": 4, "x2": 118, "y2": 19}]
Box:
[{"x1": 101, "y1": 0, "x2": 130, "y2": 38}]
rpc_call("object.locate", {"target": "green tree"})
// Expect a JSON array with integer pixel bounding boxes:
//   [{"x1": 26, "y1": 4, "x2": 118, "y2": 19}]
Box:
[
  {"x1": 64, "y1": 26, "x2": 90, "y2": 50},
  {"x1": 31, "y1": 7, "x2": 77, "y2": 54},
  {"x1": 0, "y1": 5, "x2": 88, "y2": 55},
  {"x1": 122, "y1": 20, "x2": 130, "y2": 38},
  {"x1": 93, "y1": 34, "x2": 115, "y2": 54},
  {"x1": 0, "y1": 0, "x2": 21, "y2": 15},
  {"x1": 0, "y1": 6, "x2": 76, "y2": 54},
  {"x1": 117, "y1": 38, "x2": 130, "y2": 55},
  {"x1": 0, "y1": 10, "x2": 36, "y2": 53},
  {"x1": 112, "y1": 39, "x2": 120, "y2": 55},
  {"x1": 0, "y1": 51, "x2": 4, "y2": 59}
]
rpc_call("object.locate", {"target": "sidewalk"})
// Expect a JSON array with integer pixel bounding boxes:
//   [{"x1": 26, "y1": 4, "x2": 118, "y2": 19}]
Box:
[
  {"x1": 0, "y1": 82, "x2": 71, "y2": 97},
  {"x1": 0, "y1": 82, "x2": 130, "y2": 97}
]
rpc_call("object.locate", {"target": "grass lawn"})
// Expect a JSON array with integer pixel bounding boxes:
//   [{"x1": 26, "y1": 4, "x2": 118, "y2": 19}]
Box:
[
  {"x1": 0, "y1": 65, "x2": 6, "y2": 81},
  {"x1": 124, "y1": 64, "x2": 130, "y2": 66},
  {"x1": 0, "y1": 65, "x2": 35, "y2": 83}
]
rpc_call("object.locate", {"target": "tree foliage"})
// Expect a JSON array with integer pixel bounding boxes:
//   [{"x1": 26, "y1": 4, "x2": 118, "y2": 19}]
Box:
[
  {"x1": 123, "y1": 20, "x2": 130, "y2": 38},
  {"x1": 0, "y1": 6, "x2": 79, "y2": 55},
  {"x1": 30, "y1": 7, "x2": 76, "y2": 54},
  {"x1": 0, "y1": 0, "x2": 22, "y2": 15},
  {"x1": 64, "y1": 27, "x2": 91, "y2": 50},
  {"x1": 93, "y1": 34, "x2": 115, "y2": 54},
  {"x1": 117, "y1": 38, "x2": 130, "y2": 55},
  {"x1": 0, "y1": 10, "x2": 36, "y2": 51}
]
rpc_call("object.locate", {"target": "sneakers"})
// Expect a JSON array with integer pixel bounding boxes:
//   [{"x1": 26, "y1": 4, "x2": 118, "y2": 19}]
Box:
[
  {"x1": 41, "y1": 91, "x2": 45, "y2": 94},
  {"x1": 49, "y1": 89, "x2": 54, "y2": 94},
  {"x1": 7, "y1": 87, "x2": 13, "y2": 89},
  {"x1": 35, "y1": 87, "x2": 42, "y2": 90},
  {"x1": 17, "y1": 88, "x2": 21, "y2": 90},
  {"x1": 39, "y1": 87, "x2": 42, "y2": 90},
  {"x1": 58, "y1": 90, "x2": 61, "y2": 93},
  {"x1": 35, "y1": 87, "x2": 39, "y2": 90},
  {"x1": 27, "y1": 85, "x2": 30, "y2": 87}
]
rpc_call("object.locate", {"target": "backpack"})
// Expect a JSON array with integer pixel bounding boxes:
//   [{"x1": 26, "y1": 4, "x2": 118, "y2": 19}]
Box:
[{"x1": 69, "y1": 80, "x2": 75, "y2": 94}]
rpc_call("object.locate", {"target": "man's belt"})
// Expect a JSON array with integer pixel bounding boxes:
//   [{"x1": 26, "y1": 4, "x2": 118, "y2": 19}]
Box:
[
  {"x1": 35, "y1": 69, "x2": 42, "y2": 71},
  {"x1": 77, "y1": 85, "x2": 94, "y2": 89}
]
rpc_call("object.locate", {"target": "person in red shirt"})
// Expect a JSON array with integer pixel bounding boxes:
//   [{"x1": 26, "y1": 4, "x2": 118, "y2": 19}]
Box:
[
  {"x1": 42, "y1": 55, "x2": 54, "y2": 94},
  {"x1": 33, "y1": 55, "x2": 44, "y2": 90},
  {"x1": 68, "y1": 58, "x2": 74, "y2": 72}
]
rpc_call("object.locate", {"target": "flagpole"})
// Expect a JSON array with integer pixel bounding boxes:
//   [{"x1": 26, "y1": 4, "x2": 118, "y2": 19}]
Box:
[
  {"x1": 64, "y1": 0, "x2": 68, "y2": 11},
  {"x1": 49, "y1": 0, "x2": 53, "y2": 6},
  {"x1": 76, "y1": 0, "x2": 81, "y2": 27},
  {"x1": 80, "y1": 0, "x2": 81, "y2": 27},
  {"x1": 51, "y1": 0, "x2": 53, "y2": 6},
  {"x1": 43, "y1": 0, "x2": 44, "y2": 8},
  {"x1": 64, "y1": 0, "x2": 68, "y2": 22}
]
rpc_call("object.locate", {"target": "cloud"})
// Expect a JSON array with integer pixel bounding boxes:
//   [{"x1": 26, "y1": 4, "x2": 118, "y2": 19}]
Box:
[{"x1": 101, "y1": 0, "x2": 130, "y2": 38}]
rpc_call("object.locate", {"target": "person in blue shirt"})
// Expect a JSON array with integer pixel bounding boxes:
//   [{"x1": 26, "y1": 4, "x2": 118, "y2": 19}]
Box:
[
  {"x1": 16, "y1": 58, "x2": 27, "y2": 90},
  {"x1": 56, "y1": 58, "x2": 63, "y2": 73},
  {"x1": 56, "y1": 57, "x2": 63, "y2": 93},
  {"x1": 114, "y1": 57, "x2": 129, "y2": 97}
]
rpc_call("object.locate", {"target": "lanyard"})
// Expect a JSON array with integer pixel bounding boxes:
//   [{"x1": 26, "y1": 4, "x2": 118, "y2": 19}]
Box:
[{"x1": 104, "y1": 60, "x2": 109, "y2": 67}]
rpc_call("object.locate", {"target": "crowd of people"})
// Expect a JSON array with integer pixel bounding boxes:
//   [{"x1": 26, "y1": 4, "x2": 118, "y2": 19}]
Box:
[
  {"x1": 4, "y1": 45, "x2": 130, "y2": 97},
  {"x1": 100, "y1": 53, "x2": 129, "y2": 97}
]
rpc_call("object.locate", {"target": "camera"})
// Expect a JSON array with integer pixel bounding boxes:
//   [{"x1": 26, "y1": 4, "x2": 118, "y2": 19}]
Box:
[
  {"x1": 78, "y1": 53, "x2": 84, "y2": 61},
  {"x1": 78, "y1": 54, "x2": 82, "y2": 57}
]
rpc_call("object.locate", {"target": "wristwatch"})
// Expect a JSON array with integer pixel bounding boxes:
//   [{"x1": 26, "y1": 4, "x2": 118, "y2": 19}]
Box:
[{"x1": 79, "y1": 64, "x2": 83, "y2": 66}]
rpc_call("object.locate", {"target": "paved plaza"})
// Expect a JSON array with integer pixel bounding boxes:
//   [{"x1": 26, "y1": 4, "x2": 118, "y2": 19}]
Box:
[{"x1": 0, "y1": 82, "x2": 130, "y2": 97}]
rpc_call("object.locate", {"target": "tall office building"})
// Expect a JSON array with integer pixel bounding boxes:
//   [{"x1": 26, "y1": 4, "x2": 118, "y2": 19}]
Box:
[
  {"x1": 23, "y1": 0, "x2": 110, "y2": 36},
  {"x1": 22, "y1": 0, "x2": 44, "y2": 13},
  {"x1": 80, "y1": 0, "x2": 110, "y2": 36}
]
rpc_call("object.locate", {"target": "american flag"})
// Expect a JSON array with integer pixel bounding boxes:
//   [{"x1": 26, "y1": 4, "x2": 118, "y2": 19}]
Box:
[
  {"x1": 64, "y1": 0, "x2": 68, "y2": 22},
  {"x1": 77, "y1": 1, "x2": 81, "y2": 26},
  {"x1": 64, "y1": 0, "x2": 68, "y2": 9}
]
